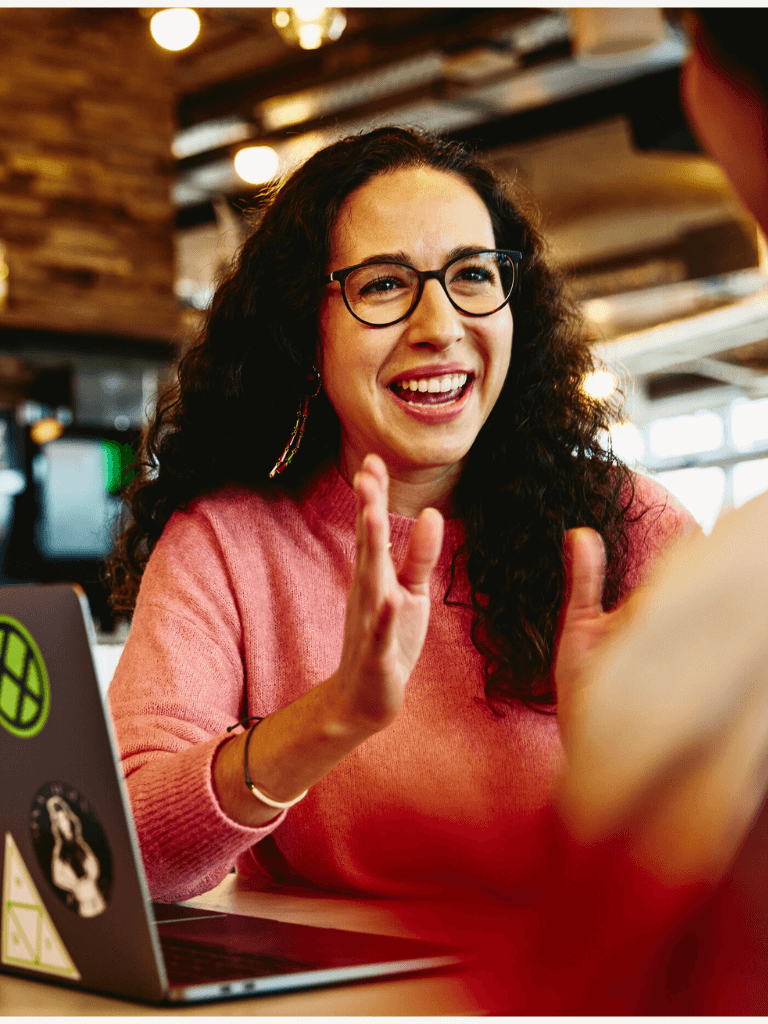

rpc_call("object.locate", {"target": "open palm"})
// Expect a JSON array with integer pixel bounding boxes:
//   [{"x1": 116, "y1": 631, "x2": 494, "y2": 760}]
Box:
[{"x1": 336, "y1": 454, "x2": 444, "y2": 730}]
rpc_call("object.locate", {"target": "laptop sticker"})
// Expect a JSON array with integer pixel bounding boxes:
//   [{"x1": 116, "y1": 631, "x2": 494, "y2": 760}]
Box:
[
  {"x1": 30, "y1": 782, "x2": 113, "y2": 919},
  {"x1": 2, "y1": 832, "x2": 80, "y2": 979},
  {"x1": 0, "y1": 615, "x2": 50, "y2": 739}
]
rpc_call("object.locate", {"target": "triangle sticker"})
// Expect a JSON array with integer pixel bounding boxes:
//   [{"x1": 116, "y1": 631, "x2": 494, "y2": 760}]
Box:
[
  {"x1": 4, "y1": 839, "x2": 37, "y2": 907},
  {"x1": 2, "y1": 832, "x2": 80, "y2": 979},
  {"x1": 5, "y1": 908, "x2": 35, "y2": 962},
  {"x1": 38, "y1": 915, "x2": 77, "y2": 972},
  {"x1": 9, "y1": 904, "x2": 38, "y2": 957}
]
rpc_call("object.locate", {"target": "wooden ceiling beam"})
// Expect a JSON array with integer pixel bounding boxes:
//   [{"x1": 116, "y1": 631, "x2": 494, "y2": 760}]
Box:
[{"x1": 176, "y1": 8, "x2": 542, "y2": 128}]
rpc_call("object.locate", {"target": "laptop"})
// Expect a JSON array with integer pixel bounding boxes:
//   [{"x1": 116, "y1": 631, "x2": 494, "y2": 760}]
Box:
[{"x1": 0, "y1": 583, "x2": 463, "y2": 1004}]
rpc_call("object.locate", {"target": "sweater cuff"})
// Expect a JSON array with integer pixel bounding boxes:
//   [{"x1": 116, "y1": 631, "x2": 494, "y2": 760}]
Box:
[{"x1": 126, "y1": 732, "x2": 286, "y2": 902}]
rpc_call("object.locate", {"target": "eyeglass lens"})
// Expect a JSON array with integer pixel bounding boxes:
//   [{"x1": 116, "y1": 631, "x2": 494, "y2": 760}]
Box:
[{"x1": 344, "y1": 251, "x2": 515, "y2": 326}]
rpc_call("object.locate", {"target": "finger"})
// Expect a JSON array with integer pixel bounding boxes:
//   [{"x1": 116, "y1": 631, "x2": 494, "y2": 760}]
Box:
[
  {"x1": 353, "y1": 473, "x2": 369, "y2": 559},
  {"x1": 362, "y1": 453, "x2": 390, "y2": 530},
  {"x1": 353, "y1": 462, "x2": 385, "y2": 554},
  {"x1": 398, "y1": 507, "x2": 444, "y2": 592},
  {"x1": 354, "y1": 475, "x2": 392, "y2": 607},
  {"x1": 562, "y1": 528, "x2": 607, "y2": 618},
  {"x1": 361, "y1": 452, "x2": 388, "y2": 489}
]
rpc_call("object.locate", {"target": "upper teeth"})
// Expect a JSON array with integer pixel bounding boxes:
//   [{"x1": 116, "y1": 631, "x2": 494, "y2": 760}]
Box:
[{"x1": 396, "y1": 373, "x2": 468, "y2": 393}]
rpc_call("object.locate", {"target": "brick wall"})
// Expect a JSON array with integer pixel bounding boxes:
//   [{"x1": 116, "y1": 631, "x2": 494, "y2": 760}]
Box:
[{"x1": 0, "y1": 8, "x2": 180, "y2": 343}]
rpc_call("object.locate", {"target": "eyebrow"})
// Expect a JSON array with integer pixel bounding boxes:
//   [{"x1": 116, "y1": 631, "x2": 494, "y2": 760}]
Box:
[{"x1": 354, "y1": 245, "x2": 495, "y2": 268}]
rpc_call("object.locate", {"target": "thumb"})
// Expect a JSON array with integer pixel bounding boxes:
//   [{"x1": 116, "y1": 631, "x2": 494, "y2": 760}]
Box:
[
  {"x1": 562, "y1": 528, "x2": 607, "y2": 620},
  {"x1": 398, "y1": 507, "x2": 444, "y2": 592}
]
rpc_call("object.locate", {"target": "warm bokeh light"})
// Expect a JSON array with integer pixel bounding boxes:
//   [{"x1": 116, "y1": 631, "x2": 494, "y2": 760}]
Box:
[
  {"x1": 150, "y1": 8, "x2": 201, "y2": 52},
  {"x1": 234, "y1": 145, "x2": 280, "y2": 184},
  {"x1": 298, "y1": 23, "x2": 324, "y2": 49},
  {"x1": 582, "y1": 368, "x2": 619, "y2": 400},
  {"x1": 272, "y1": 7, "x2": 346, "y2": 49},
  {"x1": 30, "y1": 417, "x2": 65, "y2": 446},
  {"x1": 292, "y1": 4, "x2": 328, "y2": 23}
]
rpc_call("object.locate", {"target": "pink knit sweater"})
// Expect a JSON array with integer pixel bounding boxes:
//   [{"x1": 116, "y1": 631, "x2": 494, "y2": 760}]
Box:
[{"x1": 109, "y1": 466, "x2": 695, "y2": 903}]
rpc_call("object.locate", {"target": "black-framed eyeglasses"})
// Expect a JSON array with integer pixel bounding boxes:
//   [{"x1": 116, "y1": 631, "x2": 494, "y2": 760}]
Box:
[{"x1": 322, "y1": 249, "x2": 522, "y2": 327}]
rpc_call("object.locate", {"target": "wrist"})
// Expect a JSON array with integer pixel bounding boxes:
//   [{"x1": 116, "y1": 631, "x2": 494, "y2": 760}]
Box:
[{"x1": 321, "y1": 671, "x2": 395, "y2": 738}]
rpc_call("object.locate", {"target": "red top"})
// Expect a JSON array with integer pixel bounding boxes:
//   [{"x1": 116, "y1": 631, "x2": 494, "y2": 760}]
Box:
[{"x1": 109, "y1": 466, "x2": 695, "y2": 906}]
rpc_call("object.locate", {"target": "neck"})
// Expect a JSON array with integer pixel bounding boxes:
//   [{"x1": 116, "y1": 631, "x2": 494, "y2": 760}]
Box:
[{"x1": 339, "y1": 449, "x2": 462, "y2": 517}]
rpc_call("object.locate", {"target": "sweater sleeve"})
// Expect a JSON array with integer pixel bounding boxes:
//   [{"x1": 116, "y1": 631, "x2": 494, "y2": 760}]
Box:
[{"x1": 108, "y1": 503, "x2": 286, "y2": 902}]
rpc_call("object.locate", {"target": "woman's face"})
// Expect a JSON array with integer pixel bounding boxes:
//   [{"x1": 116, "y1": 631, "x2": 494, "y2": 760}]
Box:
[{"x1": 319, "y1": 166, "x2": 513, "y2": 484}]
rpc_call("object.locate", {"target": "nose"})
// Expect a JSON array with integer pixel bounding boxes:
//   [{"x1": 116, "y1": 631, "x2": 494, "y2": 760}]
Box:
[{"x1": 404, "y1": 278, "x2": 464, "y2": 349}]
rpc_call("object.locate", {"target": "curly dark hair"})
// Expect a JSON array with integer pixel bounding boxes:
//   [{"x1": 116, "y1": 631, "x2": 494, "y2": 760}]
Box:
[{"x1": 107, "y1": 125, "x2": 638, "y2": 712}]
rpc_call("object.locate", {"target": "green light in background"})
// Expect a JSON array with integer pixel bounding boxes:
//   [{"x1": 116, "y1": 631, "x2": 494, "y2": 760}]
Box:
[{"x1": 101, "y1": 440, "x2": 136, "y2": 494}]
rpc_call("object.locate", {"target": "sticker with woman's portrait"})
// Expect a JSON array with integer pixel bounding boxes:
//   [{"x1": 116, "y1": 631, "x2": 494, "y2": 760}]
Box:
[{"x1": 29, "y1": 781, "x2": 113, "y2": 918}]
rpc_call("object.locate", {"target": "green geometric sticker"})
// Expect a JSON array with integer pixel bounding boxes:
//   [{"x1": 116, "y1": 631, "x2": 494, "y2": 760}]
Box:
[
  {"x1": 2, "y1": 832, "x2": 80, "y2": 979},
  {"x1": 0, "y1": 616, "x2": 50, "y2": 738}
]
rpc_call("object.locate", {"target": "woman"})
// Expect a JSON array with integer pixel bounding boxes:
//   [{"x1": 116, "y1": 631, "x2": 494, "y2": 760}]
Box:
[{"x1": 107, "y1": 126, "x2": 693, "y2": 903}]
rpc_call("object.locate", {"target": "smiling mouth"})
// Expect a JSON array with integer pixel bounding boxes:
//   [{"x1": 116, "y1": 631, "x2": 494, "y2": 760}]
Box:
[{"x1": 390, "y1": 372, "x2": 471, "y2": 405}]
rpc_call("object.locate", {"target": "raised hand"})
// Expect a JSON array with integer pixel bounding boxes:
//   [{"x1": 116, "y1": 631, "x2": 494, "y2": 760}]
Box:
[
  {"x1": 333, "y1": 453, "x2": 444, "y2": 730},
  {"x1": 558, "y1": 493, "x2": 768, "y2": 884}
]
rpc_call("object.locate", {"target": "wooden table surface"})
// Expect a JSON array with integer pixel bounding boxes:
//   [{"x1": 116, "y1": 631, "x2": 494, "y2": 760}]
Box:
[{"x1": 1, "y1": 874, "x2": 513, "y2": 1016}]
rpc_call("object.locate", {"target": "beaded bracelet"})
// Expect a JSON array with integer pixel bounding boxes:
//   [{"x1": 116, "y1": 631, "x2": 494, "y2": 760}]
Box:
[{"x1": 226, "y1": 715, "x2": 309, "y2": 810}]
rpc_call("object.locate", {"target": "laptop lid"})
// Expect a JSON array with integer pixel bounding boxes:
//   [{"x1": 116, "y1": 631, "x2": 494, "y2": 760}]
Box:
[
  {"x1": 1, "y1": 583, "x2": 173, "y2": 1002},
  {"x1": 0, "y1": 583, "x2": 462, "y2": 1004}
]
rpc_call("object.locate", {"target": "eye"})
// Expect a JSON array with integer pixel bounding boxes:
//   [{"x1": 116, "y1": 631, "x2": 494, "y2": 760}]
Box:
[
  {"x1": 349, "y1": 264, "x2": 414, "y2": 304},
  {"x1": 358, "y1": 274, "x2": 406, "y2": 296},
  {"x1": 448, "y1": 258, "x2": 499, "y2": 291},
  {"x1": 454, "y1": 265, "x2": 494, "y2": 283}
]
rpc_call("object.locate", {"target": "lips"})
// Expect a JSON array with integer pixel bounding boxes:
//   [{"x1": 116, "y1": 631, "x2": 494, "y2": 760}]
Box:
[
  {"x1": 387, "y1": 371, "x2": 474, "y2": 424},
  {"x1": 392, "y1": 373, "x2": 469, "y2": 405},
  {"x1": 391, "y1": 364, "x2": 475, "y2": 387},
  {"x1": 393, "y1": 378, "x2": 473, "y2": 405},
  {"x1": 388, "y1": 367, "x2": 473, "y2": 405}
]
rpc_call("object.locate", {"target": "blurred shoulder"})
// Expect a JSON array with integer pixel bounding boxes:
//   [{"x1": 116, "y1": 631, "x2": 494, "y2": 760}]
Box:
[
  {"x1": 628, "y1": 473, "x2": 697, "y2": 531},
  {"x1": 622, "y1": 473, "x2": 700, "y2": 589}
]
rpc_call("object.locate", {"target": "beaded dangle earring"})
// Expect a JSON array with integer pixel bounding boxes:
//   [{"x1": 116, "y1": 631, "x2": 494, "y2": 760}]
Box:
[{"x1": 269, "y1": 367, "x2": 322, "y2": 478}]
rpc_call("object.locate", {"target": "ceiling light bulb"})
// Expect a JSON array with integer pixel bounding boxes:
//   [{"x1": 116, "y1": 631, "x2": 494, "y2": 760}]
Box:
[
  {"x1": 272, "y1": 7, "x2": 346, "y2": 49},
  {"x1": 292, "y1": 5, "x2": 328, "y2": 24},
  {"x1": 298, "y1": 23, "x2": 324, "y2": 49},
  {"x1": 583, "y1": 368, "x2": 619, "y2": 400},
  {"x1": 234, "y1": 146, "x2": 280, "y2": 185},
  {"x1": 150, "y1": 8, "x2": 201, "y2": 52}
]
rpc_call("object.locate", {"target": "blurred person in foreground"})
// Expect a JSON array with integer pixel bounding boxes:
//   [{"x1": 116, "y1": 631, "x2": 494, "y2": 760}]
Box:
[{"x1": 471, "y1": 8, "x2": 768, "y2": 1013}]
